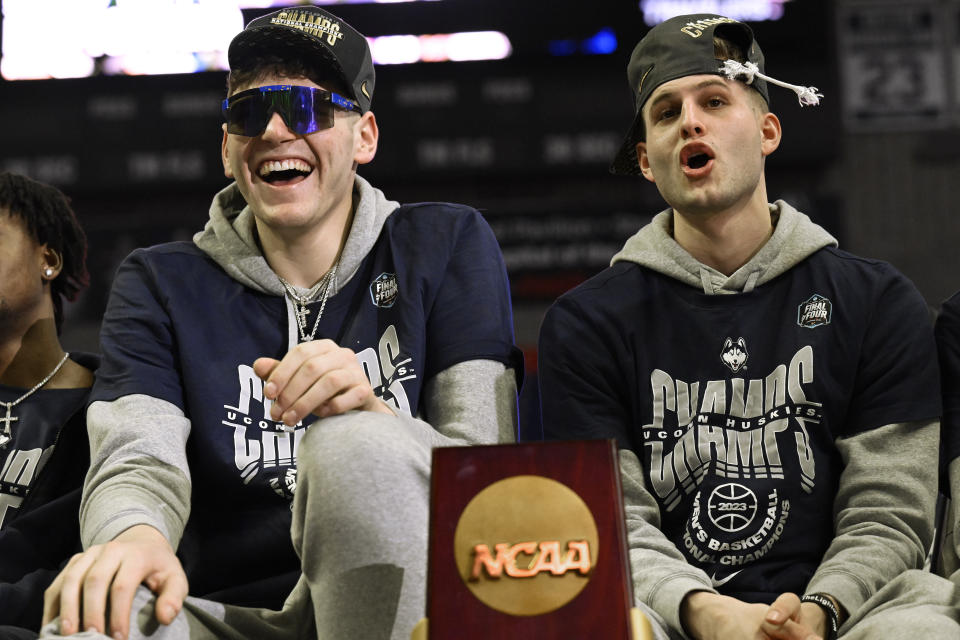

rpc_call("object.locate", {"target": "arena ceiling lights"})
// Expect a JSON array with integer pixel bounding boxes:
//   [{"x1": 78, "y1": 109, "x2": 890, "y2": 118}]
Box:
[{"x1": 1, "y1": 0, "x2": 514, "y2": 80}]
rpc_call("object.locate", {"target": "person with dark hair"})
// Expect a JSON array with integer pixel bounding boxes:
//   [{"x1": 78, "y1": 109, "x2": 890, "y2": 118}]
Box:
[
  {"x1": 41, "y1": 6, "x2": 520, "y2": 640},
  {"x1": 0, "y1": 172, "x2": 97, "y2": 638},
  {"x1": 536, "y1": 13, "x2": 959, "y2": 640}
]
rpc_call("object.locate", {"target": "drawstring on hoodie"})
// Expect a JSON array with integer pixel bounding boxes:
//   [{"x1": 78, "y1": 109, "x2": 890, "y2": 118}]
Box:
[
  {"x1": 699, "y1": 267, "x2": 715, "y2": 295},
  {"x1": 699, "y1": 266, "x2": 761, "y2": 294},
  {"x1": 742, "y1": 270, "x2": 760, "y2": 293}
]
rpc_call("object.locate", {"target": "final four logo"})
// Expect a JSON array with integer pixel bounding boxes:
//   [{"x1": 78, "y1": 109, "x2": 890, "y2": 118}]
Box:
[
  {"x1": 797, "y1": 294, "x2": 832, "y2": 329},
  {"x1": 370, "y1": 273, "x2": 398, "y2": 308}
]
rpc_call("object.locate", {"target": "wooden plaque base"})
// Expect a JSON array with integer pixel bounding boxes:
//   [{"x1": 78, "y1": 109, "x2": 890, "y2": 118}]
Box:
[{"x1": 423, "y1": 439, "x2": 637, "y2": 639}]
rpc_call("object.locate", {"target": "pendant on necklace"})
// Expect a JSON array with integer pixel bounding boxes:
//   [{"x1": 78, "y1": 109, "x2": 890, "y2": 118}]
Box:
[
  {"x1": 280, "y1": 262, "x2": 338, "y2": 344},
  {"x1": 0, "y1": 351, "x2": 70, "y2": 452},
  {"x1": 0, "y1": 405, "x2": 16, "y2": 449},
  {"x1": 0, "y1": 404, "x2": 17, "y2": 433}
]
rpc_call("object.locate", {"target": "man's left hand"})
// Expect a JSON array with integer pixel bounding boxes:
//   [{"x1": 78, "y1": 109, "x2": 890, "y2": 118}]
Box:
[{"x1": 761, "y1": 592, "x2": 828, "y2": 640}]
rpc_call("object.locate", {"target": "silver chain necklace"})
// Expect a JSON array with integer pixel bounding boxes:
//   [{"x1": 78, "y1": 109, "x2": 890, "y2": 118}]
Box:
[
  {"x1": 278, "y1": 263, "x2": 339, "y2": 343},
  {"x1": 0, "y1": 351, "x2": 70, "y2": 450}
]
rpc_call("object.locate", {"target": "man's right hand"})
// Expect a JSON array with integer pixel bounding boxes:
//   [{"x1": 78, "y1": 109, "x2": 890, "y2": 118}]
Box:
[{"x1": 42, "y1": 524, "x2": 188, "y2": 640}]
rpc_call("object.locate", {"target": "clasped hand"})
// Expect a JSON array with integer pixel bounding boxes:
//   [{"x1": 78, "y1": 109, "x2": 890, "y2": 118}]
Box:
[
  {"x1": 682, "y1": 591, "x2": 828, "y2": 640},
  {"x1": 253, "y1": 338, "x2": 395, "y2": 425}
]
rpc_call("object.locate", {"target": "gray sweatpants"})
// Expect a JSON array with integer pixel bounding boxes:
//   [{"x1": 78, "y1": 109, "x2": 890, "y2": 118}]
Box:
[
  {"x1": 636, "y1": 569, "x2": 960, "y2": 640},
  {"x1": 41, "y1": 411, "x2": 449, "y2": 640}
]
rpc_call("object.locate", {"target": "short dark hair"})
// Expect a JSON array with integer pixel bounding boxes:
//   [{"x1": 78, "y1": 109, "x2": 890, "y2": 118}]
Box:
[
  {"x1": 714, "y1": 35, "x2": 767, "y2": 113},
  {"x1": 714, "y1": 35, "x2": 746, "y2": 64},
  {"x1": 0, "y1": 172, "x2": 89, "y2": 333},
  {"x1": 226, "y1": 55, "x2": 351, "y2": 98}
]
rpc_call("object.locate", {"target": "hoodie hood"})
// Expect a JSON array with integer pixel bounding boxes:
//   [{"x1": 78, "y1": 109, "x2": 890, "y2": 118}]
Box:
[
  {"x1": 193, "y1": 174, "x2": 400, "y2": 297},
  {"x1": 610, "y1": 200, "x2": 837, "y2": 294}
]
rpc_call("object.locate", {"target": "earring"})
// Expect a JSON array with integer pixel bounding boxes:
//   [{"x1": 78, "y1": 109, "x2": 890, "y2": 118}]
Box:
[{"x1": 44, "y1": 268, "x2": 54, "y2": 277}]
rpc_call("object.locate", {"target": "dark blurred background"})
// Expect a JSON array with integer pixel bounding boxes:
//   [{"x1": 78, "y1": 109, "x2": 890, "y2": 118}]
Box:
[{"x1": 2, "y1": 0, "x2": 957, "y2": 438}]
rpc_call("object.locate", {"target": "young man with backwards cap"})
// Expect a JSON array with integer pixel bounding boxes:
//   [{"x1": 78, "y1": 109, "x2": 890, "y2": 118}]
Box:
[
  {"x1": 40, "y1": 6, "x2": 520, "y2": 640},
  {"x1": 537, "y1": 13, "x2": 959, "y2": 639}
]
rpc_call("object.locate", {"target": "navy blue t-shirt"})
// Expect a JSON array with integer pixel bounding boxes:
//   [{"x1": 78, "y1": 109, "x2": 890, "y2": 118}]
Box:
[
  {"x1": 0, "y1": 386, "x2": 88, "y2": 529},
  {"x1": 91, "y1": 202, "x2": 520, "y2": 604},
  {"x1": 538, "y1": 247, "x2": 939, "y2": 603}
]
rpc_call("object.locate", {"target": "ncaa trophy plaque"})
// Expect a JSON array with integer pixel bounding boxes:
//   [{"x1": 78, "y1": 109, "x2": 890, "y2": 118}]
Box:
[{"x1": 412, "y1": 439, "x2": 652, "y2": 639}]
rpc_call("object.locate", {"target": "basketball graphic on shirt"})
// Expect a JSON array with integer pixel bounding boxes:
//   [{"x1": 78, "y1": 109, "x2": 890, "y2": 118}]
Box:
[
  {"x1": 268, "y1": 467, "x2": 298, "y2": 499},
  {"x1": 707, "y1": 483, "x2": 757, "y2": 533}
]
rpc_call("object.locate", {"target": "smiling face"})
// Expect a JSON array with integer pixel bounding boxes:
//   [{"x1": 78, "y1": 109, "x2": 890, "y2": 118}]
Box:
[
  {"x1": 635, "y1": 74, "x2": 780, "y2": 218},
  {"x1": 221, "y1": 74, "x2": 378, "y2": 239}
]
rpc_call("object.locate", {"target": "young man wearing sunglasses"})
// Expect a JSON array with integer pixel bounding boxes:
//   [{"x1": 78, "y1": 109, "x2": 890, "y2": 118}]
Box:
[
  {"x1": 40, "y1": 7, "x2": 520, "y2": 640},
  {"x1": 537, "y1": 13, "x2": 958, "y2": 640}
]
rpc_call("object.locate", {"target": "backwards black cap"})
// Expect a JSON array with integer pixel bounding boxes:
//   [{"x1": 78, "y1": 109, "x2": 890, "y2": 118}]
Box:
[
  {"x1": 610, "y1": 14, "x2": 768, "y2": 176},
  {"x1": 228, "y1": 6, "x2": 375, "y2": 113}
]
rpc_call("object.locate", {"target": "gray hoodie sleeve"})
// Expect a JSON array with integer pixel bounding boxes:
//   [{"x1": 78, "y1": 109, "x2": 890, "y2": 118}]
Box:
[
  {"x1": 420, "y1": 359, "x2": 518, "y2": 445},
  {"x1": 805, "y1": 419, "x2": 938, "y2": 614},
  {"x1": 81, "y1": 395, "x2": 192, "y2": 549},
  {"x1": 620, "y1": 449, "x2": 715, "y2": 632}
]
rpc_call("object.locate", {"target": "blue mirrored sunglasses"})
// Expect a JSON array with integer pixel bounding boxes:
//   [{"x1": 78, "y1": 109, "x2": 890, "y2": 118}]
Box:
[{"x1": 221, "y1": 85, "x2": 361, "y2": 137}]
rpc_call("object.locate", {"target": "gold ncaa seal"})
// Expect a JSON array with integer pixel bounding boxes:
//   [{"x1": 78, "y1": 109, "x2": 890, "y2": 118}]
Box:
[{"x1": 453, "y1": 474, "x2": 599, "y2": 616}]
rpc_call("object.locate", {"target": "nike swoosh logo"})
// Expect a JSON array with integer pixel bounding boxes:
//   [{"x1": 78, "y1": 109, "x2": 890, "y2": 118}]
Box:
[{"x1": 710, "y1": 569, "x2": 743, "y2": 588}]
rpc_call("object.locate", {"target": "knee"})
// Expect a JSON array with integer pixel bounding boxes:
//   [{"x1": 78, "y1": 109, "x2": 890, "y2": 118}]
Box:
[{"x1": 296, "y1": 412, "x2": 431, "y2": 485}]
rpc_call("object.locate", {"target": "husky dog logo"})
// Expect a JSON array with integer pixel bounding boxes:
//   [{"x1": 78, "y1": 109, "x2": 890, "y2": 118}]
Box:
[
  {"x1": 798, "y1": 294, "x2": 832, "y2": 328},
  {"x1": 370, "y1": 273, "x2": 399, "y2": 308},
  {"x1": 720, "y1": 337, "x2": 748, "y2": 372}
]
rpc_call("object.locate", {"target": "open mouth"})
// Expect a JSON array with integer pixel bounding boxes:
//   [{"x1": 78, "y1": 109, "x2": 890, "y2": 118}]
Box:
[
  {"x1": 687, "y1": 153, "x2": 710, "y2": 169},
  {"x1": 680, "y1": 144, "x2": 715, "y2": 174},
  {"x1": 258, "y1": 159, "x2": 314, "y2": 184}
]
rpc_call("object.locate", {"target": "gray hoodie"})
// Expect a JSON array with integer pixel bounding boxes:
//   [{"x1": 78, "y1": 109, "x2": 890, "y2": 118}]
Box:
[
  {"x1": 193, "y1": 176, "x2": 396, "y2": 300},
  {"x1": 611, "y1": 200, "x2": 836, "y2": 294},
  {"x1": 601, "y1": 202, "x2": 938, "y2": 634}
]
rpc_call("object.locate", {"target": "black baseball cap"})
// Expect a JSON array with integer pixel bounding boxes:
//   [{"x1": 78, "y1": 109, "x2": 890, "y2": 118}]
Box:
[
  {"x1": 228, "y1": 6, "x2": 375, "y2": 113},
  {"x1": 610, "y1": 14, "x2": 768, "y2": 176}
]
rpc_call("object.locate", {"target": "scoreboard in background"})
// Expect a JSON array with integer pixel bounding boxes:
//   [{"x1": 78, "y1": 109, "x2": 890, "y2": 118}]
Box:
[{"x1": 838, "y1": 0, "x2": 958, "y2": 131}]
